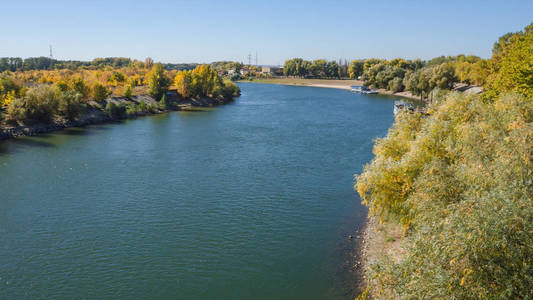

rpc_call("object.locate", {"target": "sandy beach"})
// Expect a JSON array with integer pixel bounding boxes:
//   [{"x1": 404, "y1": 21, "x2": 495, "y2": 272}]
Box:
[{"x1": 241, "y1": 78, "x2": 422, "y2": 101}]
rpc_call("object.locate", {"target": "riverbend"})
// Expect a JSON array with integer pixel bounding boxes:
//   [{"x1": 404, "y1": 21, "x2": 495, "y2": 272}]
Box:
[{"x1": 0, "y1": 83, "x2": 395, "y2": 299}]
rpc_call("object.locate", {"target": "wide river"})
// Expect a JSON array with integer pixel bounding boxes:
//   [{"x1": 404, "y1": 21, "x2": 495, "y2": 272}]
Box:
[{"x1": 0, "y1": 83, "x2": 394, "y2": 299}]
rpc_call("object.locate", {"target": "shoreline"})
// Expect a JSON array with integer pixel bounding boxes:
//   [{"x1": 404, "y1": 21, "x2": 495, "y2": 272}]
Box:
[
  {"x1": 239, "y1": 79, "x2": 423, "y2": 101},
  {"x1": 0, "y1": 95, "x2": 236, "y2": 141},
  {"x1": 357, "y1": 215, "x2": 405, "y2": 299}
]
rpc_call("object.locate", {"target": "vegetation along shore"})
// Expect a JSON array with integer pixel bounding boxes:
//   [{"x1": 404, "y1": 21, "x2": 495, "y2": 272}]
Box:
[
  {"x1": 1, "y1": 19, "x2": 531, "y2": 300},
  {"x1": 355, "y1": 22, "x2": 532, "y2": 299},
  {"x1": 0, "y1": 62, "x2": 240, "y2": 140}
]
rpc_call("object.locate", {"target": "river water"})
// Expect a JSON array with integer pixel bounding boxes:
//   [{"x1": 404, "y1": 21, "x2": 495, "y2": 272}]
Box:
[{"x1": 0, "y1": 83, "x2": 394, "y2": 299}]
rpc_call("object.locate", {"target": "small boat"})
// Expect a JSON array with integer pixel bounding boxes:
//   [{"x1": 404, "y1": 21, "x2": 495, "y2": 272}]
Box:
[
  {"x1": 393, "y1": 100, "x2": 414, "y2": 115},
  {"x1": 350, "y1": 85, "x2": 379, "y2": 94}
]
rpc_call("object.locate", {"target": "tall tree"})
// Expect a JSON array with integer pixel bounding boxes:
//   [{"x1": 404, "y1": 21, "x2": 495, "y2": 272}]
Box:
[{"x1": 147, "y1": 63, "x2": 171, "y2": 100}]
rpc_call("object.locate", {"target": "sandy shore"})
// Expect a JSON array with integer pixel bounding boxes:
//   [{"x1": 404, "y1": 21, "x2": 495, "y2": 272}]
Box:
[
  {"x1": 358, "y1": 216, "x2": 405, "y2": 299},
  {"x1": 241, "y1": 78, "x2": 423, "y2": 101}
]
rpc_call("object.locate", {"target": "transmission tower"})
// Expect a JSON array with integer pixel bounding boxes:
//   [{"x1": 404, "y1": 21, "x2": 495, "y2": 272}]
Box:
[
  {"x1": 49, "y1": 45, "x2": 54, "y2": 70},
  {"x1": 255, "y1": 51, "x2": 258, "y2": 66},
  {"x1": 247, "y1": 53, "x2": 252, "y2": 66}
]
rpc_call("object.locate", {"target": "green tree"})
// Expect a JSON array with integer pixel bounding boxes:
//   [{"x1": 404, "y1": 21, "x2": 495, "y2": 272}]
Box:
[
  {"x1": 69, "y1": 77, "x2": 90, "y2": 101},
  {"x1": 92, "y1": 83, "x2": 111, "y2": 102},
  {"x1": 349, "y1": 60, "x2": 364, "y2": 79},
  {"x1": 310, "y1": 59, "x2": 327, "y2": 77},
  {"x1": 326, "y1": 61, "x2": 340, "y2": 78},
  {"x1": 147, "y1": 63, "x2": 171, "y2": 100},
  {"x1": 58, "y1": 91, "x2": 85, "y2": 121},
  {"x1": 486, "y1": 22, "x2": 533, "y2": 98}
]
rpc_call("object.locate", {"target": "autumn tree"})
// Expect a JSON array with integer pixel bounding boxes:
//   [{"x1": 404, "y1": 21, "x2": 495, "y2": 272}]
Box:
[
  {"x1": 349, "y1": 60, "x2": 364, "y2": 79},
  {"x1": 174, "y1": 70, "x2": 193, "y2": 98}
]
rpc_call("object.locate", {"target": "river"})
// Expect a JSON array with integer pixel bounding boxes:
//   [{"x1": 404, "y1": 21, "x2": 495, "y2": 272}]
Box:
[{"x1": 0, "y1": 82, "x2": 394, "y2": 299}]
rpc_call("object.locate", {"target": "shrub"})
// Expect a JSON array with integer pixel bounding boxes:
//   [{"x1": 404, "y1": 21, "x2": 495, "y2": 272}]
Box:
[
  {"x1": 356, "y1": 92, "x2": 533, "y2": 298},
  {"x1": 105, "y1": 101, "x2": 126, "y2": 118},
  {"x1": 92, "y1": 83, "x2": 111, "y2": 102},
  {"x1": 221, "y1": 80, "x2": 240, "y2": 98},
  {"x1": 55, "y1": 81, "x2": 69, "y2": 92},
  {"x1": 58, "y1": 91, "x2": 85, "y2": 121},
  {"x1": 5, "y1": 96, "x2": 27, "y2": 123},
  {"x1": 16, "y1": 85, "x2": 59, "y2": 123},
  {"x1": 159, "y1": 94, "x2": 169, "y2": 109},
  {"x1": 124, "y1": 84, "x2": 132, "y2": 99},
  {"x1": 69, "y1": 77, "x2": 90, "y2": 100}
]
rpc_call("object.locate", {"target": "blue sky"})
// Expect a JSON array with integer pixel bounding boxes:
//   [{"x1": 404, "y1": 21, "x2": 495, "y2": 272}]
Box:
[{"x1": 1, "y1": 0, "x2": 532, "y2": 65}]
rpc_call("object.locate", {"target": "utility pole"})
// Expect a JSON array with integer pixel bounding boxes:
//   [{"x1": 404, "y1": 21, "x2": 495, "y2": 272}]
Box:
[{"x1": 49, "y1": 45, "x2": 54, "y2": 70}]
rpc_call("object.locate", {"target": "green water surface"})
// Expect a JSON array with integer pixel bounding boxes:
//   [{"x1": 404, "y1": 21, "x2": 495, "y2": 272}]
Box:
[{"x1": 0, "y1": 83, "x2": 394, "y2": 299}]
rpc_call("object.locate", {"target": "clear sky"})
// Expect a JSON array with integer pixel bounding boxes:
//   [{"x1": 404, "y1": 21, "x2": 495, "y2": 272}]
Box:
[{"x1": 1, "y1": 0, "x2": 532, "y2": 65}]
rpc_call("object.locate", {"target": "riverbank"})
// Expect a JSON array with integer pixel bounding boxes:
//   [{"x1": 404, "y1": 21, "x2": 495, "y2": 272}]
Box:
[
  {"x1": 0, "y1": 94, "x2": 236, "y2": 140},
  {"x1": 240, "y1": 78, "x2": 423, "y2": 101},
  {"x1": 358, "y1": 216, "x2": 405, "y2": 299}
]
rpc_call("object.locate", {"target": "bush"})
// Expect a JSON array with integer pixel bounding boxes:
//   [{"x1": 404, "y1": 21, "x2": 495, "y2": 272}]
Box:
[
  {"x1": 356, "y1": 92, "x2": 533, "y2": 298},
  {"x1": 124, "y1": 84, "x2": 133, "y2": 99},
  {"x1": 92, "y1": 83, "x2": 111, "y2": 102},
  {"x1": 55, "y1": 81, "x2": 69, "y2": 92},
  {"x1": 69, "y1": 77, "x2": 90, "y2": 100},
  {"x1": 12, "y1": 85, "x2": 59, "y2": 123},
  {"x1": 105, "y1": 101, "x2": 126, "y2": 118},
  {"x1": 159, "y1": 94, "x2": 169, "y2": 109},
  {"x1": 5, "y1": 96, "x2": 27, "y2": 123},
  {"x1": 57, "y1": 91, "x2": 85, "y2": 121},
  {"x1": 138, "y1": 100, "x2": 147, "y2": 111},
  {"x1": 221, "y1": 80, "x2": 240, "y2": 98}
]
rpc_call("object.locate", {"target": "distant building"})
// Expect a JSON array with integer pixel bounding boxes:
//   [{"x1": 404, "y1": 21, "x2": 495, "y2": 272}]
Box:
[
  {"x1": 261, "y1": 66, "x2": 282, "y2": 75},
  {"x1": 227, "y1": 69, "x2": 235, "y2": 75}
]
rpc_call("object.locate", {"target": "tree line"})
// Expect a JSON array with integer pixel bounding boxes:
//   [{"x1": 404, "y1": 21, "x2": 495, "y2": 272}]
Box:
[
  {"x1": 0, "y1": 56, "x2": 198, "y2": 72},
  {"x1": 283, "y1": 58, "x2": 349, "y2": 79},
  {"x1": 282, "y1": 47, "x2": 524, "y2": 101},
  {"x1": 0, "y1": 62, "x2": 239, "y2": 126}
]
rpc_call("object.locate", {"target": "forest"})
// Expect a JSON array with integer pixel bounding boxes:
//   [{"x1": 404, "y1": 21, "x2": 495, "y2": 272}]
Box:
[{"x1": 355, "y1": 22, "x2": 532, "y2": 298}]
